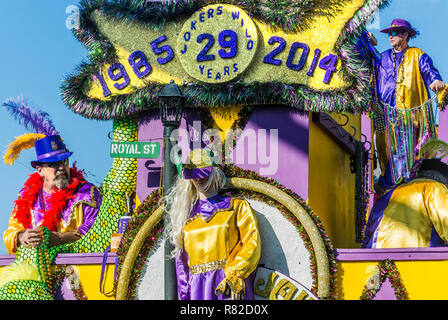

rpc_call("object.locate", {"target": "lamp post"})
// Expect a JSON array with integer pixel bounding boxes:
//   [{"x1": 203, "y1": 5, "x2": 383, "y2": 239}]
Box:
[{"x1": 159, "y1": 80, "x2": 184, "y2": 300}]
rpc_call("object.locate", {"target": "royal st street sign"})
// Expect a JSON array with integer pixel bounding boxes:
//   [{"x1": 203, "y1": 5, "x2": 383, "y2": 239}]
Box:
[{"x1": 110, "y1": 142, "x2": 160, "y2": 159}]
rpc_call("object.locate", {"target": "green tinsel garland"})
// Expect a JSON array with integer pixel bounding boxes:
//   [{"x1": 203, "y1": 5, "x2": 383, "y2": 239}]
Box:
[
  {"x1": 113, "y1": 190, "x2": 164, "y2": 300},
  {"x1": 360, "y1": 259, "x2": 409, "y2": 300},
  {"x1": 52, "y1": 265, "x2": 89, "y2": 300},
  {"x1": 71, "y1": 0, "x2": 349, "y2": 66},
  {"x1": 79, "y1": 0, "x2": 348, "y2": 40}
]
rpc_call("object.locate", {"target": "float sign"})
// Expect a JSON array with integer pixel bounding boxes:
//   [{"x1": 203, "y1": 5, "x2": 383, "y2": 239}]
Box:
[
  {"x1": 110, "y1": 142, "x2": 160, "y2": 159},
  {"x1": 254, "y1": 267, "x2": 318, "y2": 300}
]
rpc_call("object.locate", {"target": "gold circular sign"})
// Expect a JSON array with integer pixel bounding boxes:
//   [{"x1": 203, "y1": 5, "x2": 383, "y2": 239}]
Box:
[{"x1": 177, "y1": 4, "x2": 258, "y2": 84}]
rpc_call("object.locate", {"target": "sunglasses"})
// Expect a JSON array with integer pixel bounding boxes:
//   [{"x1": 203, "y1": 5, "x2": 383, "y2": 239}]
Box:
[
  {"x1": 388, "y1": 31, "x2": 404, "y2": 37},
  {"x1": 40, "y1": 158, "x2": 69, "y2": 168}
]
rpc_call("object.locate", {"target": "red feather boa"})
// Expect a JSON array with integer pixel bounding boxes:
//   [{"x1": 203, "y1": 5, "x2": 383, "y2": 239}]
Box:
[{"x1": 13, "y1": 164, "x2": 86, "y2": 231}]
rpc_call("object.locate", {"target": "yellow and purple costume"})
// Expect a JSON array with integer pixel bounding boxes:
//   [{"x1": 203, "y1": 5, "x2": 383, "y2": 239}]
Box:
[
  {"x1": 175, "y1": 194, "x2": 261, "y2": 300},
  {"x1": 363, "y1": 178, "x2": 448, "y2": 248},
  {"x1": 376, "y1": 47, "x2": 443, "y2": 190},
  {"x1": 3, "y1": 169, "x2": 101, "y2": 255}
]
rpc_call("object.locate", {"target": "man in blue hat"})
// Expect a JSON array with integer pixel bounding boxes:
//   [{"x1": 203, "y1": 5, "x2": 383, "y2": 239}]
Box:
[
  {"x1": 3, "y1": 135, "x2": 102, "y2": 254},
  {"x1": 374, "y1": 18, "x2": 445, "y2": 194}
]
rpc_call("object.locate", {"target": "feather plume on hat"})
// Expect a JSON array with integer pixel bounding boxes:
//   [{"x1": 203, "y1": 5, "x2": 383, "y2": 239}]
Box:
[
  {"x1": 419, "y1": 139, "x2": 448, "y2": 160},
  {"x1": 4, "y1": 133, "x2": 46, "y2": 165},
  {"x1": 2, "y1": 96, "x2": 59, "y2": 165}
]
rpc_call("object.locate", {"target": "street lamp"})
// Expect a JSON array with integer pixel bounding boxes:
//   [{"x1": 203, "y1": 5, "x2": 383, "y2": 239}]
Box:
[
  {"x1": 159, "y1": 80, "x2": 184, "y2": 127},
  {"x1": 159, "y1": 80, "x2": 184, "y2": 300}
]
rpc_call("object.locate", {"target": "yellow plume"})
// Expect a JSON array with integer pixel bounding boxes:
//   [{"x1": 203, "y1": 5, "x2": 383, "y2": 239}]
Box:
[
  {"x1": 0, "y1": 263, "x2": 41, "y2": 287},
  {"x1": 419, "y1": 139, "x2": 448, "y2": 160},
  {"x1": 3, "y1": 133, "x2": 46, "y2": 165}
]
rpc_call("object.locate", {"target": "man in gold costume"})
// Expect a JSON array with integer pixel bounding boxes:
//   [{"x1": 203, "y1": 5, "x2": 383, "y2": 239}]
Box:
[{"x1": 363, "y1": 155, "x2": 448, "y2": 248}]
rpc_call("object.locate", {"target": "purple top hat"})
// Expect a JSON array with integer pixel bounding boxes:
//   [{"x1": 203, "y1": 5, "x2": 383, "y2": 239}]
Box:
[
  {"x1": 31, "y1": 135, "x2": 73, "y2": 168},
  {"x1": 380, "y1": 18, "x2": 418, "y2": 38}
]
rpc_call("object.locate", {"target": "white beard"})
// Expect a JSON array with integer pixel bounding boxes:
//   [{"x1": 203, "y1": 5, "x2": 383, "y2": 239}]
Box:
[{"x1": 55, "y1": 173, "x2": 69, "y2": 190}]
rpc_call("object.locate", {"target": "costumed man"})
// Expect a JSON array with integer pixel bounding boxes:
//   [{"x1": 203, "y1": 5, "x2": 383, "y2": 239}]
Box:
[
  {"x1": 1, "y1": 97, "x2": 102, "y2": 254},
  {"x1": 363, "y1": 139, "x2": 448, "y2": 248},
  {"x1": 373, "y1": 19, "x2": 446, "y2": 194},
  {"x1": 165, "y1": 148, "x2": 261, "y2": 300}
]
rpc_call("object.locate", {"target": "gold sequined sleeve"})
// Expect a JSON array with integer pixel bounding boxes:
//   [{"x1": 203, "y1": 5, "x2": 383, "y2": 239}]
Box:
[
  {"x1": 3, "y1": 214, "x2": 25, "y2": 255},
  {"x1": 216, "y1": 199, "x2": 261, "y2": 296},
  {"x1": 425, "y1": 182, "x2": 448, "y2": 243}
]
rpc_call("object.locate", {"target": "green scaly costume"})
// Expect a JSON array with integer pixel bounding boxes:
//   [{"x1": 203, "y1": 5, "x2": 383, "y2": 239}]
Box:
[{"x1": 0, "y1": 117, "x2": 137, "y2": 300}]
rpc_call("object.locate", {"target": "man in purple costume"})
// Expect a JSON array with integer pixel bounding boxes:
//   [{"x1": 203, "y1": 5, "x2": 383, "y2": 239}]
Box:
[
  {"x1": 374, "y1": 18, "x2": 445, "y2": 194},
  {"x1": 3, "y1": 135, "x2": 102, "y2": 254}
]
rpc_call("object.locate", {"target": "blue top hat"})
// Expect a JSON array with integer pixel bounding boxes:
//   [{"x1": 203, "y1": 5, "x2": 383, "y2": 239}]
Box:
[{"x1": 31, "y1": 135, "x2": 73, "y2": 168}]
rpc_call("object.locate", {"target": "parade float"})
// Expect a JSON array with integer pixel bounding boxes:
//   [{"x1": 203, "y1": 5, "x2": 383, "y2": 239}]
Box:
[{"x1": 1, "y1": 0, "x2": 448, "y2": 301}]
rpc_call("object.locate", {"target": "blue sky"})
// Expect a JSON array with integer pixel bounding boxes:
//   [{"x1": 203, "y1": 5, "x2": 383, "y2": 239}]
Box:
[
  {"x1": 0, "y1": 1, "x2": 111, "y2": 255},
  {"x1": 0, "y1": 0, "x2": 447, "y2": 255}
]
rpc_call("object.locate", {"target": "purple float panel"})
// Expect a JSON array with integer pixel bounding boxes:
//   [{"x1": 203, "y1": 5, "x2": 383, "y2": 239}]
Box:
[
  {"x1": 55, "y1": 278, "x2": 78, "y2": 300},
  {"x1": 137, "y1": 110, "x2": 163, "y2": 203},
  {"x1": 137, "y1": 106, "x2": 309, "y2": 202},
  {"x1": 373, "y1": 279, "x2": 397, "y2": 300},
  {"x1": 231, "y1": 106, "x2": 309, "y2": 199},
  {"x1": 438, "y1": 109, "x2": 448, "y2": 145}
]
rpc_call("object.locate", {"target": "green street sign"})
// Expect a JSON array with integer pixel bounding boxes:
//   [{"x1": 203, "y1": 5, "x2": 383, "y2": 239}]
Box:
[{"x1": 110, "y1": 142, "x2": 160, "y2": 159}]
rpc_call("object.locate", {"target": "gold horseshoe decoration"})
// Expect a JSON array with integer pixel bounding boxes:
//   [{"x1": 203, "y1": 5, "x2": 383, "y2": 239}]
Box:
[
  {"x1": 115, "y1": 206, "x2": 164, "y2": 300},
  {"x1": 115, "y1": 177, "x2": 330, "y2": 299}
]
